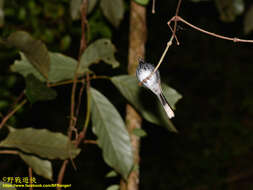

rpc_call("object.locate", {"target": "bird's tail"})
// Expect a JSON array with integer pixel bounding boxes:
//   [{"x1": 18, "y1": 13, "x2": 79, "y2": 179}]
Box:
[{"x1": 158, "y1": 93, "x2": 175, "y2": 119}]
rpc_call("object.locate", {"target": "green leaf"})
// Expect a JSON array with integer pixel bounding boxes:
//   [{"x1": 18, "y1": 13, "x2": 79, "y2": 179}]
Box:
[
  {"x1": 244, "y1": 5, "x2": 253, "y2": 34},
  {"x1": 49, "y1": 52, "x2": 86, "y2": 83},
  {"x1": 11, "y1": 53, "x2": 46, "y2": 82},
  {"x1": 25, "y1": 74, "x2": 57, "y2": 103},
  {"x1": 79, "y1": 39, "x2": 119, "y2": 72},
  {"x1": 88, "y1": 0, "x2": 99, "y2": 14},
  {"x1": 111, "y1": 75, "x2": 182, "y2": 132},
  {"x1": 105, "y1": 170, "x2": 118, "y2": 178},
  {"x1": 0, "y1": 182, "x2": 17, "y2": 190},
  {"x1": 106, "y1": 185, "x2": 119, "y2": 190},
  {"x1": 0, "y1": 127, "x2": 81, "y2": 160},
  {"x1": 70, "y1": 0, "x2": 98, "y2": 20},
  {"x1": 11, "y1": 52, "x2": 86, "y2": 83},
  {"x1": 19, "y1": 153, "x2": 53, "y2": 180},
  {"x1": 90, "y1": 87, "x2": 133, "y2": 179},
  {"x1": 100, "y1": 0, "x2": 124, "y2": 27},
  {"x1": 134, "y1": 0, "x2": 150, "y2": 6},
  {"x1": 70, "y1": 0, "x2": 82, "y2": 20},
  {"x1": 132, "y1": 128, "x2": 147, "y2": 137},
  {"x1": 5, "y1": 31, "x2": 50, "y2": 79}
]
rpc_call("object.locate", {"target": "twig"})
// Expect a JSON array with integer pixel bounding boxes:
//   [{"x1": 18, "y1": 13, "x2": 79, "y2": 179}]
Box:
[
  {"x1": 68, "y1": 0, "x2": 88, "y2": 139},
  {"x1": 141, "y1": 0, "x2": 182, "y2": 85},
  {"x1": 0, "y1": 150, "x2": 19, "y2": 155},
  {"x1": 57, "y1": 0, "x2": 88, "y2": 188},
  {"x1": 90, "y1": 75, "x2": 111, "y2": 80},
  {"x1": 48, "y1": 80, "x2": 83, "y2": 87},
  {"x1": 48, "y1": 75, "x2": 109, "y2": 88},
  {"x1": 28, "y1": 167, "x2": 33, "y2": 190},
  {"x1": 152, "y1": 0, "x2": 156, "y2": 14},
  {"x1": 0, "y1": 99, "x2": 27, "y2": 130},
  {"x1": 76, "y1": 74, "x2": 91, "y2": 146},
  {"x1": 57, "y1": 160, "x2": 69, "y2": 190},
  {"x1": 153, "y1": 0, "x2": 182, "y2": 73},
  {"x1": 84, "y1": 140, "x2": 97, "y2": 144},
  {"x1": 169, "y1": 16, "x2": 253, "y2": 43},
  {"x1": 168, "y1": 24, "x2": 180, "y2": 45},
  {"x1": 172, "y1": 0, "x2": 182, "y2": 38},
  {"x1": 7, "y1": 91, "x2": 24, "y2": 113},
  {"x1": 75, "y1": 78, "x2": 85, "y2": 120},
  {"x1": 143, "y1": 0, "x2": 253, "y2": 85}
]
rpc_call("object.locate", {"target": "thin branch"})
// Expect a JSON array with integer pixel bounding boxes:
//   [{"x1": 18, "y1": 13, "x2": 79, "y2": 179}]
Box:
[
  {"x1": 75, "y1": 78, "x2": 85, "y2": 119},
  {"x1": 76, "y1": 74, "x2": 91, "y2": 146},
  {"x1": 141, "y1": 0, "x2": 182, "y2": 84},
  {"x1": 48, "y1": 75, "x2": 109, "y2": 88},
  {"x1": 48, "y1": 80, "x2": 83, "y2": 87},
  {"x1": 0, "y1": 150, "x2": 19, "y2": 155},
  {"x1": 168, "y1": 24, "x2": 180, "y2": 45},
  {"x1": 0, "y1": 99, "x2": 27, "y2": 130},
  {"x1": 170, "y1": 16, "x2": 253, "y2": 43},
  {"x1": 57, "y1": 160, "x2": 69, "y2": 190},
  {"x1": 90, "y1": 75, "x2": 111, "y2": 80},
  {"x1": 142, "y1": 0, "x2": 253, "y2": 86},
  {"x1": 28, "y1": 167, "x2": 33, "y2": 190},
  {"x1": 172, "y1": 0, "x2": 182, "y2": 39},
  {"x1": 7, "y1": 91, "x2": 24, "y2": 113},
  {"x1": 57, "y1": 0, "x2": 88, "y2": 188},
  {"x1": 68, "y1": 0, "x2": 88, "y2": 139},
  {"x1": 154, "y1": 0, "x2": 181, "y2": 73},
  {"x1": 152, "y1": 0, "x2": 156, "y2": 14},
  {"x1": 84, "y1": 140, "x2": 97, "y2": 144}
]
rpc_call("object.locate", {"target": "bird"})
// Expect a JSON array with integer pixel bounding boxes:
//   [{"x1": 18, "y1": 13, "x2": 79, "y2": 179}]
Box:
[{"x1": 136, "y1": 59, "x2": 175, "y2": 119}]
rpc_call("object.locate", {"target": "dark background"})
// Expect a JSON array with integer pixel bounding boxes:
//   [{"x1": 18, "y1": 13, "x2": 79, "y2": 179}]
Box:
[{"x1": 1, "y1": 0, "x2": 253, "y2": 189}]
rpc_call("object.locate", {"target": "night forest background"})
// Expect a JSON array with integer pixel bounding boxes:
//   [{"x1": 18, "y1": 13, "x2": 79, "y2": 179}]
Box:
[{"x1": 1, "y1": 0, "x2": 253, "y2": 189}]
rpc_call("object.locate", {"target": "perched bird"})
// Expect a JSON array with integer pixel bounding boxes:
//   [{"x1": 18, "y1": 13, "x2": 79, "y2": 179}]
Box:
[{"x1": 136, "y1": 59, "x2": 175, "y2": 119}]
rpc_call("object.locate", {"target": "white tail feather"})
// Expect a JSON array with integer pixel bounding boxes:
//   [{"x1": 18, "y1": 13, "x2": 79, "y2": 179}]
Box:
[
  {"x1": 157, "y1": 93, "x2": 175, "y2": 119},
  {"x1": 163, "y1": 103, "x2": 175, "y2": 119}
]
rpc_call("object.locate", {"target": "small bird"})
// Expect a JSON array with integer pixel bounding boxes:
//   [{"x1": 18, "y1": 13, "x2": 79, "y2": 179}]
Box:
[{"x1": 136, "y1": 59, "x2": 175, "y2": 119}]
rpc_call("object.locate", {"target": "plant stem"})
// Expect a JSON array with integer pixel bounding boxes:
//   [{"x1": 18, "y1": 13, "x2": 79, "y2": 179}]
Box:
[
  {"x1": 0, "y1": 150, "x2": 19, "y2": 155},
  {"x1": 28, "y1": 167, "x2": 33, "y2": 190},
  {"x1": 0, "y1": 99, "x2": 27, "y2": 130},
  {"x1": 57, "y1": 0, "x2": 88, "y2": 188},
  {"x1": 68, "y1": 0, "x2": 88, "y2": 139}
]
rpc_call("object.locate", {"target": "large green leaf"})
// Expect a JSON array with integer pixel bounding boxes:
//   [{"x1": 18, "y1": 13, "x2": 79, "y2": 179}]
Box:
[
  {"x1": 100, "y1": 0, "x2": 124, "y2": 27},
  {"x1": 0, "y1": 127, "x2": 81, "y2": 160},
  {"x1": 49, "y1": 52, "x2": 83, "y2": 83},
  {"x1": 11, "y1": 52, "x2": 87, "y2": 83},
  {"x1": 5, "y1": 31, "x2": 50, "y2": 79},
  {"x1": 111, "y1": 75, "x2": 182, "y2": 132},
  {"x1": 79, "y1": 39, "x2": 119, "y2": 72},
  {"x1": 90, "y1": 87, "x2": 133, "y2": 179},
  {"x1": 25, "y1": 74, "x2": 57, "y2": 103},
  {"x1": 19, "y1": 153, "x2": 53, "y2": 180}
]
